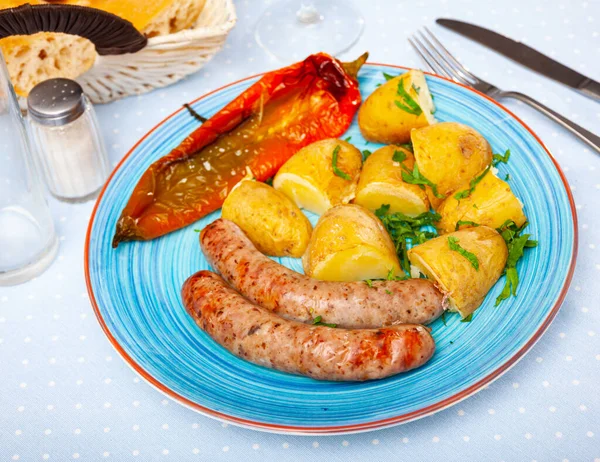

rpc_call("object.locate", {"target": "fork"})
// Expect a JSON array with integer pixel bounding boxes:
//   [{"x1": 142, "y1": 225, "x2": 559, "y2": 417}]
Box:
[{"x1": 409, "y1": 28, "x2": 600, "y2": 154}]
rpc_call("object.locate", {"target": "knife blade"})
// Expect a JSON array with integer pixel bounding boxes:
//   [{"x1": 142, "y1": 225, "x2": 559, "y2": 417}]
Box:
[{"x1": 436, "y1": 18, "x2": 600, "y2": 102}]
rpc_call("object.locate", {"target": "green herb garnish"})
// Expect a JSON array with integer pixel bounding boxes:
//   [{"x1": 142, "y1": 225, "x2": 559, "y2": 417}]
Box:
[
  {"x1": 505, "y1": 173, "x2": 511, "y2": 181},
  {"x1": 385, "y1": 290, "x2": 392, "y2": 295},
  {"x1": 448, "y1": 236, "x2": 479, "y2": 270},
  {"x1": 362, "y1": 149, "x2": 372, "y2": 160},
  {"x1": 441, "y1": 311, "x2": 447, "y2": 326},
  {"x1": 194, "y1": 229, "x2": 201, "y2": 233},
  {"x1": 454, "y1": 165, "x2": 491, "y2": 200},
  {"x1": 331, "y1": 145, "x2": 351, "y2": 180},
  {"x1": 364, "y1": 279, "x2": 373, "y2": 288},
  {"x1": 461, "y1": 313, "x2": 473, "y2": 323},
  {"x1": 412, "y1": 84, "x2": 421, "y2": 94},
  {"x1": 399, "y1": 142, "x2": 413, "y2": 153},
  {"x1": 376, "y1": 205, "x2": 440, "y2": 275},
  {"x1": 401, "y1": 163, "x2": 445, "y2": 199},
  {"x1": 312, "y1": 316, "x2": 337, "y2": 328},
  {"x1": 264, "y1": 177, "x2": 273, "y2": 186},
  {"x1": 344, "y1": 136, "x2": 352, "y2": 142},
  {"x1": 395, "y1": 82, "x2": 423, "y2": 116},
  {"x1": 383, "y1": 72, "x2": 395, "y2": 81},
  {"x1": 494, "y1": 220, "x2": 538, "y2": 306},
  {"x1": 455, "y1": 220, "x2": 480, "y2": 231},
  {"x1": 392, "y1": 150, "x2": 407, "y2": 163},
  {"x1": 493, "y1": 149, "x2": 511, "y2": 166}
]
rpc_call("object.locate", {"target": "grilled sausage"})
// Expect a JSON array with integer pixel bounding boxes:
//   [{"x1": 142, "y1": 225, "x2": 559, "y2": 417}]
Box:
[
  {"x1": 200, "y1": 219, "x2": 446, "y2": 328},
  {"x1": 182, "y1": 271, "x2": 435, "y2": 381}
]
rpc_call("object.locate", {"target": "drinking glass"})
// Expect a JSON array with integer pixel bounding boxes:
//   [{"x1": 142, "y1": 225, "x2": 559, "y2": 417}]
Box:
[
  {"x1": 255, "y1": 0, "x2": 365, "y2": 61},
  {"x1": 0, "y1": 50, "x2": 58, "y2": 285}
]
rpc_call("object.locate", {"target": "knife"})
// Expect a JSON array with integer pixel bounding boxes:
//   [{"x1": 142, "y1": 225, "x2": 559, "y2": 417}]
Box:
[{"x1": 436, "y1": 18, "x2": 600, "y2": 102}]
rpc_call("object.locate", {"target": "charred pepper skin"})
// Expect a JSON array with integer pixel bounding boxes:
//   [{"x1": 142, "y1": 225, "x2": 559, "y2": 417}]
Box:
[{"x1": 113, "y1": 52, "x2": 367, "y2": 247}]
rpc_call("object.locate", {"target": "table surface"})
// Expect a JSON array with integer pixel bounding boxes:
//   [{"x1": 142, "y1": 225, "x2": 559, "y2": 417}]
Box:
[{"x1": 2, "y1": 0, "x2": 599, "y2": 460}]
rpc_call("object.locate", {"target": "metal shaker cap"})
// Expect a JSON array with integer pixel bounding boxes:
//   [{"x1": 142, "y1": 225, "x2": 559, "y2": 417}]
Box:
[{"x1": 27, "y1": 78, "x2": 86, "y2": 126}]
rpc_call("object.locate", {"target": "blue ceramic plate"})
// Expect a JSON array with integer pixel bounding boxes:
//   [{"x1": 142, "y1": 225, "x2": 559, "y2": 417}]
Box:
[{"x1": 86, "y1": 64, "x2": 577, "y2": 434}]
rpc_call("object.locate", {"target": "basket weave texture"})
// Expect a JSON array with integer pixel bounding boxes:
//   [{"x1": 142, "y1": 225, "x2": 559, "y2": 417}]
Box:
[{"x1": 77, "y1": 0, "x2": 236, "y2": 103}]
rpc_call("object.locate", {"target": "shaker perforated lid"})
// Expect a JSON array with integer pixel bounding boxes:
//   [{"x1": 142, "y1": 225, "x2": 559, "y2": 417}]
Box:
[{"x1": 27, "y1": 78, "x2": 86, "y2": 126}]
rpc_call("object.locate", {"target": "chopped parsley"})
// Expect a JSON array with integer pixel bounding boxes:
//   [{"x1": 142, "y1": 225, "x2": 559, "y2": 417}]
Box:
[
  {"x1": 454, "y1": 165, "x2": 491, "y2": 200},
  {"x1": 399, "y1": 141, "x2": 413, "y2": 152},
  {"x1": 385, "y1": 289, "x2": 392, "y2": 295},
  {"x1": 362, "y1": 149, "x2": 372, "y2": 160},
  {"x1": 386, "y1": 267, "x2": 408, "y2": 281},
  {"x1": 312, "y1": 316, "x2": 337, "y2": 328},
  {"x1": 364, "y1": 279, "x2": 373, "y2": 288},
  {"x1": 505, "y1": 173, "x2": 511, "y2": 181},
  {"x1": 494, "y1": 220, "x2": 538, "y2": 306},
  {"x1": 383, "y1": 71, "x2": 395, "y2": 81},
  {"x1": 448, "y1": 236, "x2": 479, "y2": 271},
  {"x1": 455, "y1": 220, "x2": 480, "y2": 231},
  {"x1": 392, "y1": 150, "x2": 407, "y2": 163},
  {"x1": 193, "y1": 229, "x2": 201, "y2": 233},
  {"x1": 441, "y1": 311, "x2": 447, "y2": 326},
  {"x1": 493, "y1": 149, "x2": 511, "y2": 166},
  {"x1": 331, "y1": 145, "x2": 351, "y2": 180},
  {"x1": 395, "y1": 81, "x2": 423, "y2": 116},
  {"x1": 264, "y1": 177, "x2": 273, "y2": 186},
  {"x1": 344, "y1": 136, "x2": 352, "y2": 142},
  {"x1": 460, "y1": 313, "x2": 473, "y2": 323},
  {"x1": 376, "y1": 205, "x2": 440, "y2": 274},
  {"x1": 401, "y1": 163, "x2": 445, "y2": 199}
]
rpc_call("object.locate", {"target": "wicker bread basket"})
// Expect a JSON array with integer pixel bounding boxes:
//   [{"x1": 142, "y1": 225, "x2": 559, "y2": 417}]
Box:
[
  {"x1": 0, "y1": 0, "x2": 236, "y2": 104},
  {"x1": 78, "y1": 0, "x2": 236, "y2": 103}
]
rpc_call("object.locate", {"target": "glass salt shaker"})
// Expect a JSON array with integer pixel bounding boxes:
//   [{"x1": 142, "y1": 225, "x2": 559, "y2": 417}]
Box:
[
  {"x1": 0, "y1": 51, "x2": 58, "y2": 285},
  {"x1": 27, "y1": 78, "x2": 110, "y2": 202}
]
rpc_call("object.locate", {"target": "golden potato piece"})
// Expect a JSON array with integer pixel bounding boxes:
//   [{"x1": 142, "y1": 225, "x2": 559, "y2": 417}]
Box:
[
  {"x1": 411, "y1": 122, "x2": 493, "y2": 209},
  {"x1": 273, "y1": 139, "x2": 362, "y2": 215},
  {"x1": 358, "y1": 69, "x2": 436, "y2": 144},
  {"x1": 353, "y1": 145, "x2": 430, "y2": 216},
  {"x1": 408, "y1": 226, "x2": 507, "y2": 318},
  {"x1": 303, "y1": 204, "x2": 401, "y2": 282},
  {"x1": 221, "y1": 179, "x2": 312, "y2": 258},
  {"x1": 437, "y1": 168, "x2": 527, "y2": 234}
]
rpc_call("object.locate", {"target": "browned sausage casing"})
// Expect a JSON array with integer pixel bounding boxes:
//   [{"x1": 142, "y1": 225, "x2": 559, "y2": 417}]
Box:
[
  {"x1": 182, "y1": 271, "x2": 435, "y2": 381},
  {"x1": 200, "y1": 219, "x2": 446, "y2": 328}
]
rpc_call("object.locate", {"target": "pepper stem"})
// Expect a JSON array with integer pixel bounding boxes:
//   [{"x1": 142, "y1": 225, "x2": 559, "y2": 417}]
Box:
[{"x1": 341, "y1": 52, "x2": 369, "y2": 80}]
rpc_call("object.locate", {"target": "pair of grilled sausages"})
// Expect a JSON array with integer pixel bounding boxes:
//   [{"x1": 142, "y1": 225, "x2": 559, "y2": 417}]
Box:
[{"x1": 181, "y1": 219, "x2": 445, "y2": 381}]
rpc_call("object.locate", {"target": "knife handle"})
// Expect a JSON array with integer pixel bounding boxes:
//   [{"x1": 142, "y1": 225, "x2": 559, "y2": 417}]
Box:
[{"x1": 501, "y1": 91, "x2": 600, "y2": 155}]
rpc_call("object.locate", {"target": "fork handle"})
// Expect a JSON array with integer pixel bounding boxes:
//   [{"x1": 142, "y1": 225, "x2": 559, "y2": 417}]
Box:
[{"x1": 499, "y1": 91, "x2": 600, "y2": 154}]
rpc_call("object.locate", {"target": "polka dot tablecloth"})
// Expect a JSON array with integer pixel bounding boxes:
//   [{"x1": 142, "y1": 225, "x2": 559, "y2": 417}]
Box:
[{"x1": 1, "y1": 0, "x2": 599, "y2": 460}]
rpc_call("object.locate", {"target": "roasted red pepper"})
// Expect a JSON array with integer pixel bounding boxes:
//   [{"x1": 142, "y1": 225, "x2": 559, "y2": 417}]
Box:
[{"x1": 112, "y1": 52, "x2": 367, "y2": 247}]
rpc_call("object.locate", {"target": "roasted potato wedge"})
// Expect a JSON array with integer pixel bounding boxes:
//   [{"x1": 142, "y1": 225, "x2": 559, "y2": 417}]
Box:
[
  {"x1": 221, "y1": 179, "x2": 312, "y2": 258},
  {"x1": 353, "y1": 145, "x2": 430, "y2": 216},
  {"x1": 358, "y1": 69, "x2": 436, "y2": 144},
  {"x1": 303, "y1": 204, "x2": 401, "y2": 282},
  {"x1": 408, "y1": 226, "x2": 507, "y2": 318},
  {"x1": 411, "y1": 122, "x2": 493, "y2": 209},
  {"x1": 437, "y1": 168, "x2": 527, "y2": 234},
  {"x1": 273, "y1": 139, "x2": 362, "y2": 215}
]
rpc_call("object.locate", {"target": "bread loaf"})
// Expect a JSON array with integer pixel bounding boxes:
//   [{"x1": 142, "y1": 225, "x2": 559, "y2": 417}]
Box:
[{"x1": 0, "y1": 0, "x2": 207, "y2": 96}]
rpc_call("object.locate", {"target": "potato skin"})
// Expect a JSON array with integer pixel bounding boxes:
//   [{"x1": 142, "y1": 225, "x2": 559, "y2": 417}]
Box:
[
  {"x1": 303, "y1": 204, "x2": 401, "y2": 282},
  {"x1": 354, "y1": 145, "x2": 430, "y2": 216},
  {"x1": 273, "y1": 139, "x2": 363, "y2": 215},
  {"x1": 407, "y1": 226, "x2": 507, "y2": 318},
  {"x1": 411, "y1": 122, "x2": 493, "y2": 209},
  {"x1": 221, "y1": 180, "x2": 312, "y2": 258},
  {"x1": 437, "y1": 169, "x2": 527, "y2": 234},
  {"x1": 358, "y1": 70, "x2": 435, "y2": 144}
]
